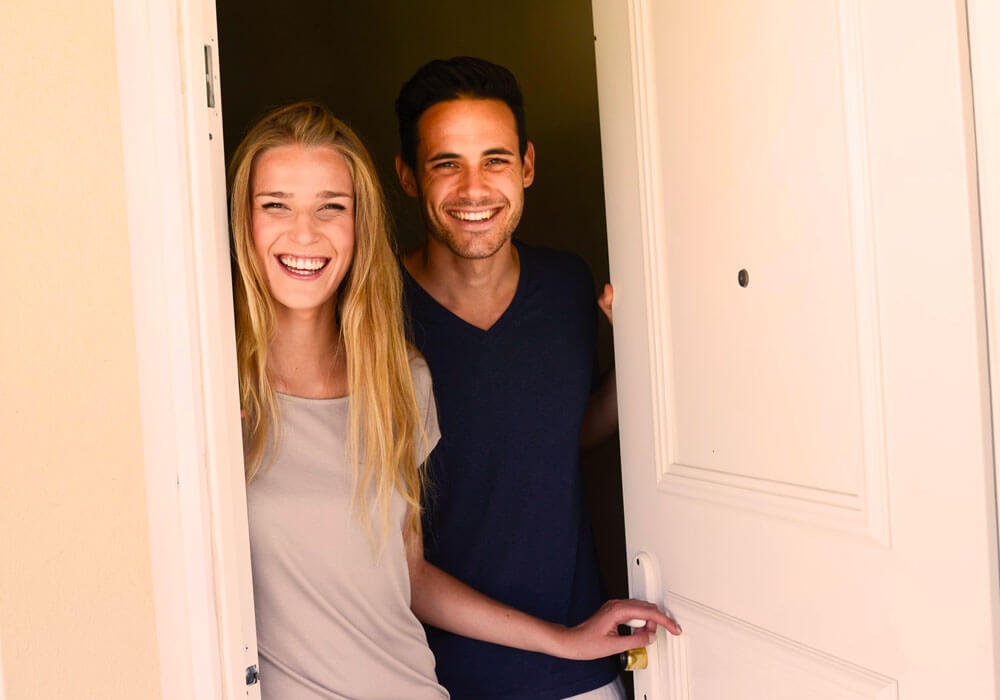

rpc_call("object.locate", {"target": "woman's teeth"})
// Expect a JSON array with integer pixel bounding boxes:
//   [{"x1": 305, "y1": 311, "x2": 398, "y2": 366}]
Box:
[
  {"x1": 450, "y1": 209, "x2": 497, "y2": 222},
  {"x1": 278, "y1": 255, "x2": 329, "y2": 274}
]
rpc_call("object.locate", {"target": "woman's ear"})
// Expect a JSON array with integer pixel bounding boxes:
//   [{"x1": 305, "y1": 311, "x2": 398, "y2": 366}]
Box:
[{"x1": 395, "y1": 154, "x2": 419, "y2": 197}]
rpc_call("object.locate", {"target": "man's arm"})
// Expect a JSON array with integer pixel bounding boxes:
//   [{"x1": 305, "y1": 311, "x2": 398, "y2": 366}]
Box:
[
  {"x1": 405, "y1": 522, "x2": 680, "y2": 660},
  {"x1": 581, "y1": 283, "x2": 619, "y2": 450}
]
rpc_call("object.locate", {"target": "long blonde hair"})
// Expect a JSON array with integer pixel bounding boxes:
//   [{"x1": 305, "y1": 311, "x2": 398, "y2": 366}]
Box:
[{"x1": 229, "y1": 101, "x2": 425, "y2": 545}]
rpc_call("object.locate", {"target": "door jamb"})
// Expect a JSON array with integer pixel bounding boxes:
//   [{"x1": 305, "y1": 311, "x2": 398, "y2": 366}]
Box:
[
  {"x1": 967, "y1": 0, "x2": 1000, "y2": 658},
  {"x1": 112, "y1": 1, "x2": 258, "y2": 698}
]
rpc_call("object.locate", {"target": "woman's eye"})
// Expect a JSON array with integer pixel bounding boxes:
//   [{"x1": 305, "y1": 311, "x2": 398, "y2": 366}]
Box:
[
  {"x1": 322, "y1": 203, "x2": 346, "y2": 211},
  {"x1": 261, "y1": 202, "x2": 285, "y2": 210}
]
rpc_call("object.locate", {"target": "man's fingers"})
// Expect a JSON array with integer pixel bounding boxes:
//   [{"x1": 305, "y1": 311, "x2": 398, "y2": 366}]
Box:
[{"x1": 597, "y1": 283, "x2": 613, "y2": 324}]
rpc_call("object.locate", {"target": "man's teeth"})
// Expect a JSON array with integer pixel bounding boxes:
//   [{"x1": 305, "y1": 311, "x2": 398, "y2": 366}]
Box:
[
  {"x1": 278, "y1": 255, "x2": 328, "y2": 272},
  {"x1": 451, "y1": 210, "x2": 496, "y2": 222}
]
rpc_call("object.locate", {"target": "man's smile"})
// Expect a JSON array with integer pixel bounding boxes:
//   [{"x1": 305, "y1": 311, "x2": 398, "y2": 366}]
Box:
[{"x1": 447, "y1": 207, "x2": 502, "y2": 223}]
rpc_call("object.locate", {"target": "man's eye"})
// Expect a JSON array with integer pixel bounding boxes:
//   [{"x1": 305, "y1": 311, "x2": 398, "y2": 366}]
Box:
[
  {"x1": 486, "y1": 158, "x2": 510, "y2": 166},
  {"x1": 432, "y1": 161, "x2": 457, "y2": 169}
]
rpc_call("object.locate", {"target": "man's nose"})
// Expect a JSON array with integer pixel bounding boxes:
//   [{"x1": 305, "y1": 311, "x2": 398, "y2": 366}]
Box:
[{"x1": 458, "y1": 166, "x2": 489, "y2": 199}]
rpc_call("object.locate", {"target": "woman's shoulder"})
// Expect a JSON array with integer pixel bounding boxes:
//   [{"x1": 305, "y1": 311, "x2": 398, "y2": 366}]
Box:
[{"x1": 406, "y1": 347, "x2": 433, "y2": 395}]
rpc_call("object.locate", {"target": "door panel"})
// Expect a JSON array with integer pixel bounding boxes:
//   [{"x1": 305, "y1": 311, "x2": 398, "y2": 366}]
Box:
[{"x1": 593, "y1": 0, "x2": 1000, "y2": 697}]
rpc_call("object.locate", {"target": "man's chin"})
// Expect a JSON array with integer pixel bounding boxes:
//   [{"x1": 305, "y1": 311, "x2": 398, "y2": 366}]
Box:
[{"x1": 433, "y1": 230, "x2": 512, "y2": 261}]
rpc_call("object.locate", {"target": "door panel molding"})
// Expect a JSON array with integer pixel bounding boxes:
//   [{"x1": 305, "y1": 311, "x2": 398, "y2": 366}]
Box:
[
  {"x1": 616, "y1": 0, "x2": 892, "y2": 544},
  {"x1": 668, "y1": 594, "x2": 898, "y2": 700}
]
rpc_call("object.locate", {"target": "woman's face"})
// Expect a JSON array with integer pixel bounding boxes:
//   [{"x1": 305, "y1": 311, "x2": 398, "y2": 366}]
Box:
[{"x1": 250, "y1": 144, "x2": 356, "y2": 318}]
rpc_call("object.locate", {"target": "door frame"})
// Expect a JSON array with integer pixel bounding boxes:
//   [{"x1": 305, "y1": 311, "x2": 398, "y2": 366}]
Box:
[
  {"x1": 112, "y1": 1, "x2": 257, "y2": 698},
  {"x1": 109, "y1": 0, "x2": 1000, "y2": 697},
  {"x1": 967, "y1": 0, "x2": 1000, "y2": 589}
]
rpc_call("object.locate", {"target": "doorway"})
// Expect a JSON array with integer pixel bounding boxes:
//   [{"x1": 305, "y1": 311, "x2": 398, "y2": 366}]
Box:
[{"x1": 215, "y1": 0, "x2": 631, "y2": 651}]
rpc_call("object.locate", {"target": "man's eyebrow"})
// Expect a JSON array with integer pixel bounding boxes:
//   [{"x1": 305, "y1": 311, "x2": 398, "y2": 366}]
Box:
[
  {"x1": 426, "y1": 148, "x2": 516, "y2": 163},
  {"x1": 427, "y1": 152, "x2": 461, "y2": 163}
]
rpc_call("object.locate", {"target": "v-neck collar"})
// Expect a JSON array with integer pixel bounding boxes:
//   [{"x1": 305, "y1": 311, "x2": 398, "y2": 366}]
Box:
[{"x1": 401, "y1": 240, "x2": 528, "y2": 336}]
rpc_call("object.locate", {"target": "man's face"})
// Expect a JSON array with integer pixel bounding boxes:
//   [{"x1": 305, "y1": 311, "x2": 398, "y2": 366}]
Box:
[{"x1": 397, "y1": 98, "x2": 535, "y2": 260}]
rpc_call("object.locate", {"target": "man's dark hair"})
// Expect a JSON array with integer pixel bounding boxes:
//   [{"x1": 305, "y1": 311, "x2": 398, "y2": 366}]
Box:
[{"x1": 395, "y1": 56, "x2": 528, "y2": 169}]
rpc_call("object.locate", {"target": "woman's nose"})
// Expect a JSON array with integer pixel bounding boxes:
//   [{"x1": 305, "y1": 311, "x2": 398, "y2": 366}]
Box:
[{"x1": 288, "y1": 213, "x2": 319, "y2": 245}]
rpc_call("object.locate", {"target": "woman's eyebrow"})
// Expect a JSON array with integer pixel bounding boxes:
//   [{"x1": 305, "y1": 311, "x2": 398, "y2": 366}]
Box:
[
  {"x1": 254, "y1": 190, "x2": 290, "y2": 198},
  {"x1": 316, "y1": 190, "x2": 352, "y2": 199}
]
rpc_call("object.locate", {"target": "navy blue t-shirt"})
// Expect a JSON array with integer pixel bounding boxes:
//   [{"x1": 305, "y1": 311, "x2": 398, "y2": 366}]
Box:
[{"x1": 402, "y1": 241, "x2": 618, "y2": 700}]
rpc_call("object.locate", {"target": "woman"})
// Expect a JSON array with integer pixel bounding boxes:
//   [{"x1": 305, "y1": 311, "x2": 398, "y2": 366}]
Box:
[{"x1": 231, "y1": 101, "x2": 677, "y2": 699}]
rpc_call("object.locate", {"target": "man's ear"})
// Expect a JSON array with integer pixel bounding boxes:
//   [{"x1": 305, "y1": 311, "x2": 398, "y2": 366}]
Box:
[
  {"x1": 395, "y1": 154, "x2": 419, "y2": 197},
  {"x1": 521, "y1": 141, "x2": 536, "y2": 188}
]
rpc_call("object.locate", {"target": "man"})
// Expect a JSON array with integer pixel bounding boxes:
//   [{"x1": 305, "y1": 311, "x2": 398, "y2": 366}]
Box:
[{"x1": 394, "y1": 57, "x2": 658, "y2": 699}]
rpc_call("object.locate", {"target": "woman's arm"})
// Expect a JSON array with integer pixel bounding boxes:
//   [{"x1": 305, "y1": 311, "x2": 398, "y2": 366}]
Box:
[{"x1": 405, "y1": 524, "x2": 680, "y2": 660}]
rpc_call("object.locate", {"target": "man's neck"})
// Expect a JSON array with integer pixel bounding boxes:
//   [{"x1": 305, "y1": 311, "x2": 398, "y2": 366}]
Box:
[{"x1": 403, "y1": 238, "x2": 520, "y2": 331}]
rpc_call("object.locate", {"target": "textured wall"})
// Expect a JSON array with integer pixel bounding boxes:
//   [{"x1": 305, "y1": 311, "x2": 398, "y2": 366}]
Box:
[{"x1": 0, "y1": 2, "x2": 161, "y2": 698}]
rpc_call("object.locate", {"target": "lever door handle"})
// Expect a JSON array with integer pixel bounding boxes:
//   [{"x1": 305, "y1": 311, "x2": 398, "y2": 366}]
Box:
[{"x1": 630, "y1": 551, "x2": 664, "y2": 698}]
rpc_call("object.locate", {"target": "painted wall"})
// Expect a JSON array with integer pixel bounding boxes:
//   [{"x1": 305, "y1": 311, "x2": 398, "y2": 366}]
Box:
[{"x1": 0, "y1": 2, "x2": 161, "y2": 698}]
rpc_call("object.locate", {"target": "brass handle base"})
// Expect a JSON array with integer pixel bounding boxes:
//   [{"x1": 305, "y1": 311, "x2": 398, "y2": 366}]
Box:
[{"x1": 620, "y1": 646, "x2": 648, "y2": 671}]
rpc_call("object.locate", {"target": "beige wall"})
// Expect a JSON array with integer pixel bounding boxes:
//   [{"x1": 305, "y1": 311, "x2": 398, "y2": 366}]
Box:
[{"x1": 0, "y1": 2, "x2": 161, "y2": 698}]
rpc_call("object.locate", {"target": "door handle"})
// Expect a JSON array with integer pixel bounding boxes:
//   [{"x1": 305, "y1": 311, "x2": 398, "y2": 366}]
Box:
[
  {"x1": 620, "y1": 646, "x2": 648, "y2": 670},
  {"x1": 629, "y1": 551, "x2": 665, "y2": 698}
]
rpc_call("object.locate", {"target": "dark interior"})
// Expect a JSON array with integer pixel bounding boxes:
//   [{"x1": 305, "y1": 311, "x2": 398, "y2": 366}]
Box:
[{"x1": 217, "y1": 0, "x2": 629, "y2": 635}]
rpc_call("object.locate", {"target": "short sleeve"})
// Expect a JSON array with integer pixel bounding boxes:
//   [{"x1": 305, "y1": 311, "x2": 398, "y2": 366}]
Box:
[{"x1": 409, "y1": 353, "x2": 441, "y2": 464}]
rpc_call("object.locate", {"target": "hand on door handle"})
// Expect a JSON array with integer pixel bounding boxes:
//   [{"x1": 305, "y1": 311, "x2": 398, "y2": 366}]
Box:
[{"x1": 556, "y1": 598, "x2": 681, "y2": 660}]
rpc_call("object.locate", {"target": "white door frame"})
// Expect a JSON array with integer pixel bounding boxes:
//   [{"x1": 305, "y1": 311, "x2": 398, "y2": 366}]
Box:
[
  {"x1": 968, "y1": 0, "x2": 1000, "y2": 572},
  {"x1": 107, "y1": 0, "x2": 1000, "y2": 696},
  {"x1": 112, "y1": 1, "x2": 258, "y2": 698}
]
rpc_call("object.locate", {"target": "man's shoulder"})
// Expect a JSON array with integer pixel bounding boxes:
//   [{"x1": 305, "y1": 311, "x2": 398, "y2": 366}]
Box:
[{"x1": 516, "y1": 240, "x2": 592, "y2": 286}]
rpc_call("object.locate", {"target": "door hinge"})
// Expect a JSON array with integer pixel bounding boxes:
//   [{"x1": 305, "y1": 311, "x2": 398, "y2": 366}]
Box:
[
  {"x1": 204, "y1": 44, "x2": 216, "y2": 109},
  {"x1": 245, "y1": 664, "x2": 259, "y2": 686}
]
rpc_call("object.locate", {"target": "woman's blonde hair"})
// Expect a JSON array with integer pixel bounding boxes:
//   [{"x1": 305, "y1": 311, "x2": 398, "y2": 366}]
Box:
[{"x1": 229, "y1": 101, "x2": 425, "y2": 545}]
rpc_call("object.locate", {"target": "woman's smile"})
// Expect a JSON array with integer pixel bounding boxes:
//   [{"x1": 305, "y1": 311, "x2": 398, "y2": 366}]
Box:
[{"x1": 276, "y1": 253, "x2": 331, "y2": 279}]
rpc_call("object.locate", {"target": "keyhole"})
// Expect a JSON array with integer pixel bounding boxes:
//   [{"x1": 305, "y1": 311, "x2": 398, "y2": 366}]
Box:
[{"x1": 738, "y1": 269, "x2": 749, "y2": 287}]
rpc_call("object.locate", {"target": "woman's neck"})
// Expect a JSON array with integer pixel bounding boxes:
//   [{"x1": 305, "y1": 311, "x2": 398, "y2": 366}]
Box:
[{"x1": 268, "y1": 302, "x2": 348, "y2": 399}]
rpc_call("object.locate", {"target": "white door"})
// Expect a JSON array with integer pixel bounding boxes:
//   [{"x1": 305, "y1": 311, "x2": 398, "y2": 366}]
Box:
[{"x1": 592, "y1": 1, "x2": 1000, "y2": 698}]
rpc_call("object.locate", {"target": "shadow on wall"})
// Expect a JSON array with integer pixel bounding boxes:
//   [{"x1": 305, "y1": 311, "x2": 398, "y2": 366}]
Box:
[{"x1": 216, "y1": 0, "x2": 628, "y2": 600}]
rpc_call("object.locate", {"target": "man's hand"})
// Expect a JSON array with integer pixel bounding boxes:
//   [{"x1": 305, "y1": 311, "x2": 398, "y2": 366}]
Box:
[
  {"x1": 581, "y1": 283, "x2": 617, "y2": 449},
  {"x1": 598, "y1": 283, "x2": 613, "y2": 325},
  {"x1": 555, "y1": 599, "x2": 682, "y2": 661}
]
